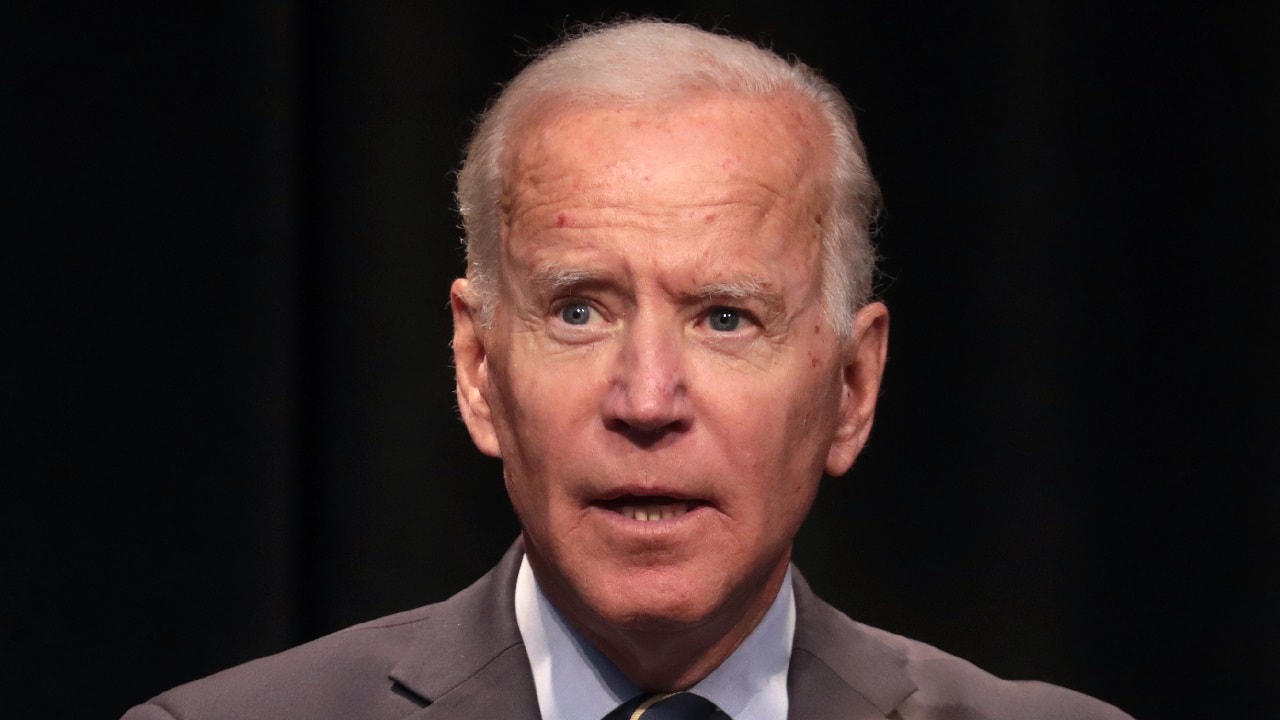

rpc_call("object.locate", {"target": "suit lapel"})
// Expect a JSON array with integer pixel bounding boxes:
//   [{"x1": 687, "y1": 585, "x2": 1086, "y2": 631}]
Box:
[
  {"x1": 403, "y1": 644, "x2": 541, "y2": 720},
  {"x1": 787, "y1": 570, "x2": 917, "y2": 719},
  {"x1": 787, "y1": 649, "x2": 887, "y2": 720},
  {"x1": 389, "y1": 541, "x2": 541, "y2": 720}
]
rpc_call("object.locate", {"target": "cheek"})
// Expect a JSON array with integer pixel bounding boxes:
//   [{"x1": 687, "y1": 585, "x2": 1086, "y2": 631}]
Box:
[
  {"x1": 721, "y1": 370, "x2": 836, "y2": 502},
  {"x1": 718, "y1": 366, "x2": 839, "y2": 456},
  {"x1": 491, "y1": 350, "x2": 605, "y2": 483}
]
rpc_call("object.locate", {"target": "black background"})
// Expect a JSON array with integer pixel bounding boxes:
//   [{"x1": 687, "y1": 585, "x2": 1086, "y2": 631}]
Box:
[{"x1": 7, "y1": 2, "x2": 1277, "y2": 718}]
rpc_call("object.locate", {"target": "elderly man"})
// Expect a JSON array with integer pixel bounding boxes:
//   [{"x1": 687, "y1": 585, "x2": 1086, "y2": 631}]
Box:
[{"x1": 124, "y1": 20, "x2": 1131, "y2": 720}]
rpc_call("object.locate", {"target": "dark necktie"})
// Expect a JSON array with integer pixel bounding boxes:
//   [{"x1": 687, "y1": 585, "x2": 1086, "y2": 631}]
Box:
[{"x1": 606, "y1": 691, "x2": 719, "y2": 720}]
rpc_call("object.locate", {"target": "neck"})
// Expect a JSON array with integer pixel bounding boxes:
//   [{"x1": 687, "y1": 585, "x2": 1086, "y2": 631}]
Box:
[{"x1": 538, "y1": 556, "x2": 791, "y2": 692}]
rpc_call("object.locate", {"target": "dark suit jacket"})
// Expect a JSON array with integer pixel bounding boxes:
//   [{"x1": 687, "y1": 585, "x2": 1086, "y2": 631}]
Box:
[{"x1": 123, "y1": 542, "x2": 1132, "y2": 719}]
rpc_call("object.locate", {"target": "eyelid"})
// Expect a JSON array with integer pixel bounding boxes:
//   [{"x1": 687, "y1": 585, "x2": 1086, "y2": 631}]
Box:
[
  {"x1": 707, "y1": 301, "x2": 757, "y2": 318},
  {"x1": 551, "y1": 295, "x2": 593, "y2": 314}
]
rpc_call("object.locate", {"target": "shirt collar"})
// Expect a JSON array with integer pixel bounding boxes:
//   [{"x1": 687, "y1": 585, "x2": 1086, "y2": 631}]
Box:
[{"x1": 515, "y1": 554, "x2": 795, "y2": 720}]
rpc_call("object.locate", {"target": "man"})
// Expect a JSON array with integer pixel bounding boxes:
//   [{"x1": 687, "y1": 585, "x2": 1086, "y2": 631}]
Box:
[{"x1": 124, "y1": 20, "x2": 1132, "y2": 720}]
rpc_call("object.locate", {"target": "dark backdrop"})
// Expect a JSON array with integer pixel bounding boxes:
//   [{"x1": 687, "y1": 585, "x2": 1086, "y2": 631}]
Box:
[{"x1": 8, "y1": 2, "x2": 1277, "y2": 718}]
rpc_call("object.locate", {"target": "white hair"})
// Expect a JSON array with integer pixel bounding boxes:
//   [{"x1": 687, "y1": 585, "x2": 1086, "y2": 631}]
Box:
[{"x1": 456, "y1": 20, "x2": 880, "y2": 339}]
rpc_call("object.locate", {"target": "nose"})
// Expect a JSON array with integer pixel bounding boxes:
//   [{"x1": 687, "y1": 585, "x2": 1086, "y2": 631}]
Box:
[{"x1": 602, "y1": 315, "x2": 692, "y2": 443}]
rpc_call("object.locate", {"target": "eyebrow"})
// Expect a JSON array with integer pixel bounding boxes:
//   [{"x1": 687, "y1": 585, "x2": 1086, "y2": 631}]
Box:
[
  {"x1": 527, "y1": 264, "x2": 612, "y2": 292},
  {"x1": 690, "y1": 277, "x2": 786, "y2": 318},
  {"x1": 527, "y1": 264, "x2": 786, "y2": 317}
]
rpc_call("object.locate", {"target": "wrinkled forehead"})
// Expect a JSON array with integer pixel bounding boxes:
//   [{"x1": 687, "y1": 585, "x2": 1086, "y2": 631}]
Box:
[{"x1": 498, "y1": 89, "x2": 833, "y2": 222}]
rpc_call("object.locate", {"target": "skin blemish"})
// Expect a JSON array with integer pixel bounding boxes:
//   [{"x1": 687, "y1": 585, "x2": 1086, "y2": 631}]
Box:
[
  {"x1": 813, "y1": 323, "x2": 821, "y2": 334},
  {"x1": 704, "y1": 212, "x2": 718, "y2": 223},
  {"x1": 556, "y1": 212, "x2": 570, "y2": 228}
]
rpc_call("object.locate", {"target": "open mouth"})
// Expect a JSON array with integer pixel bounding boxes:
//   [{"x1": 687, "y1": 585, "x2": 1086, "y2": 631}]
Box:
[{"x1": 600, "y1": 495, "x2": 704, "y2": 522}]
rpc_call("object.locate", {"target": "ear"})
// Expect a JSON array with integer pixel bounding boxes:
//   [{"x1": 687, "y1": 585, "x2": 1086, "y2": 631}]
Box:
[
  {"x1": 451, "y1": 278, "x2": 502, "y2": 458},
  {"x1": 825, "y1": 301, "x2": 889, "y2": 476}
]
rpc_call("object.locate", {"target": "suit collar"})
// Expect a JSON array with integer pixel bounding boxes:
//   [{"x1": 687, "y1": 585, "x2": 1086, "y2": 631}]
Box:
[
  {"x1": 389, "y1": 540, "x2": 541, "y2": 719},
  {"x1": 788, "y1": 570, "x2": 917, "y2": 719}
]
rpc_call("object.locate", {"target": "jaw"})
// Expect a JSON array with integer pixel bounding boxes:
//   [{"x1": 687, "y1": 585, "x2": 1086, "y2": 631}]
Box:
[{"x1": 521, "y1": 520, "x2": 794, "y2": 692}]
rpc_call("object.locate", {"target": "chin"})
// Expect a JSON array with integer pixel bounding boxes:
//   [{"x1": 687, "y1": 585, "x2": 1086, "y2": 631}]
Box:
[{"x1": 581, "y1": 566, "x2": 733, "y2": 633}]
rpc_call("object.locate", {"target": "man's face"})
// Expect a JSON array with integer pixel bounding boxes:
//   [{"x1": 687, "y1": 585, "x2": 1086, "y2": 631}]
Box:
[{"x1": 453, "y1": 91, "x2": 887, "y2": 659}]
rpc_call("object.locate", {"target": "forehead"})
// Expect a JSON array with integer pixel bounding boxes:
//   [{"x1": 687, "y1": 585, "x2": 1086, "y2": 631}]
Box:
[{"x1": 501, "y1": 89, "x2": 830, "y2": 223}]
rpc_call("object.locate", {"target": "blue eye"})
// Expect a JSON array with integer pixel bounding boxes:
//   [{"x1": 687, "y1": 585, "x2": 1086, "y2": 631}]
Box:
[
  {"x1": 707, "y1": 307, "x2": 742, "y2": 332},
  {"x1": 560, "y1": 302, "x2": 592, "y2": 325}
]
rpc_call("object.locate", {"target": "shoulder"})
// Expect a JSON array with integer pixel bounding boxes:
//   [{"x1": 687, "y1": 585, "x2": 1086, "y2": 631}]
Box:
[
  {"x1": 120, "y1": 604, "x2": 443, "y2": 720},
  {"x1": 791, "y1": 572, "x2": 1133, "y2": 720},
  {"x1": 122, "y1": 543, "x2": 529, "y2": 720},
  {"x1": 861, "y1": 623, "x2": 1133, "y2": 720}
]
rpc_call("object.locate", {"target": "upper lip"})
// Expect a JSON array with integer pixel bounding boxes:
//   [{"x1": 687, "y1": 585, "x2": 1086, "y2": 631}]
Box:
[{"x1": 589, "y1": 484, "x2": 712, "y2": 507}]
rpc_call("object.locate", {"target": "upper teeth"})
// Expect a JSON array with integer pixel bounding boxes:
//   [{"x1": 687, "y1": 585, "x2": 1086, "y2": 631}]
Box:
[{"x1": 619, "y1": 503, "x2": 691, "y2": 521}]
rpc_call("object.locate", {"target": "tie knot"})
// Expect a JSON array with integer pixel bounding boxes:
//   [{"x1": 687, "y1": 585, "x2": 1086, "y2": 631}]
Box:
[{"x1": 611, "y1": 691, "x2": 718, "y2": 720}]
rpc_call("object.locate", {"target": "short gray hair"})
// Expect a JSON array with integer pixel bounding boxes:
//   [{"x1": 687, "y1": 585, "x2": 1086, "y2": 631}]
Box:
[{"x1": 456, "y1": 20, "x2": 880, "y2": 338}]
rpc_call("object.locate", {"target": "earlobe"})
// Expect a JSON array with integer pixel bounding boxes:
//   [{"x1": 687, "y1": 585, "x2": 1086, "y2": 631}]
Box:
[
  {"x1": 825, "y1": 302, "x2": 889, "y2": 476},
  {"x1": 451, "y1": 278, "x2": 502, "y2": 458}
]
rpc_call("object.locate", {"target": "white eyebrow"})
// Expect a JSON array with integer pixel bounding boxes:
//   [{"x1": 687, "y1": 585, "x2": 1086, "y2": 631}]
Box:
[
  {"x1": 692, "y1": 277, "x2": 785, "y2": 315},
  {"x1": 526, "y1": 265, "x2": 786, "y2": 317},
  {"x1": 527, "y1": 264, "x2": 611, "y2": 292},
  {"x1": 694, "y1": 277, "x2": 770, "y2": 300}
]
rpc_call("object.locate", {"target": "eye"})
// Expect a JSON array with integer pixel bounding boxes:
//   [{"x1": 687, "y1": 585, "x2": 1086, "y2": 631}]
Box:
[
  {"x1": 559, "y1": 302, "x2": 593, "y2": 325},
  {"x1": 707, "y1": 307, "x2": 743, "y2": 332}
]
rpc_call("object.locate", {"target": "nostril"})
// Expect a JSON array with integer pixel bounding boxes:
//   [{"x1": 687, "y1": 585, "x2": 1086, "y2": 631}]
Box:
[{"x1": 604, "y1": 417, "x2": 689, "y2": 448}]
